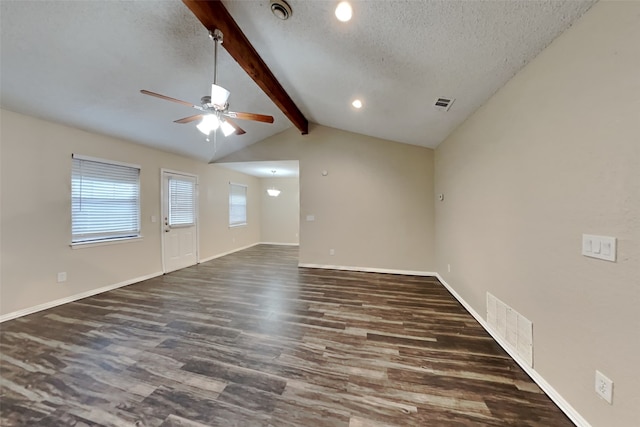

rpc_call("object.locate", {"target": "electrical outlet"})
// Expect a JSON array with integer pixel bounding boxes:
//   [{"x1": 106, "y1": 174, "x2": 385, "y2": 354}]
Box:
[
  {"x1": 447, "y1": 264, "x2": 451, "y2": 273},
  {"x1": 595, "y1": 370, "x2": 613, "y2": 404},
  {"x1": 57, "y1": 272, "x2": 67, "y2": 283},
  {"x1": 329, "y1": 249, "x2": 335, "y2": 256}
]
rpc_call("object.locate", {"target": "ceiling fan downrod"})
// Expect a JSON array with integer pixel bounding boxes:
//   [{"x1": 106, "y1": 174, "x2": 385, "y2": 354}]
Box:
[
  {"x1": 138, "y1": 26, "x2": 273, "y2": 139},
  {"x1": 209, "y1": 29, "x2": 223, "y2": 86},
  {"x1": 206, "y1": 29, "x2": 230, "y2": 110}
]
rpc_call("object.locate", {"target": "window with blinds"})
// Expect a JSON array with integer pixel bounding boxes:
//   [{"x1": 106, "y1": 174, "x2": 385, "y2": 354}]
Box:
[
  {"x1": 72, "y1": 155, "x2": 141, "y2": 243},
  {"x1": 229, "y1": 182, "x2": 247, "y2": 227},
  {"x1": 168, "y1": 177, "x2": 195, "y2": 227}
]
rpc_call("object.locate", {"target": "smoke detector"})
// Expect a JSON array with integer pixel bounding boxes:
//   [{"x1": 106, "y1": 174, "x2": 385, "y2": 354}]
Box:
[{"x1": 270, "y1": 0, "x2": 292, "y2": 20}]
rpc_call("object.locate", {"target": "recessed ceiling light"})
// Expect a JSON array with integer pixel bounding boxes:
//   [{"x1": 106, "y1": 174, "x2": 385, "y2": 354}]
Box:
[
  {"x1": 352, "y1": 99, "x2": 362, "y2": 109},
  {"x1": 270, "y1": 0, "x2": 292, "y2": 20},
  {"x1": 335, "y1": 2, "x2": 352, "y2": 22}
]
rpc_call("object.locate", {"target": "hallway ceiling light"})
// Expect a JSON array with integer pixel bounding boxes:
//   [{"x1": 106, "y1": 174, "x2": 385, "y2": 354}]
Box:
[{"x1": 267, "y1": 170, "x2": 281, "y2": 197}]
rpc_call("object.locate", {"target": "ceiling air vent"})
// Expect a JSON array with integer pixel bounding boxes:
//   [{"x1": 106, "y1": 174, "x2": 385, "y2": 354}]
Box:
[
  {"x1": 270, "y1": 0, "x2": 292, "y2": 20},
  {"x1": 434, "y1": 97, "x2": 455, "y2": 111}
]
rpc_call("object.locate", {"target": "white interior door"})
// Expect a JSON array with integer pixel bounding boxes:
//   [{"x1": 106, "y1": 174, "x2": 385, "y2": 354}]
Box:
[{"x1": 162, "y1": 171, "x2": 198, "y2": 273}]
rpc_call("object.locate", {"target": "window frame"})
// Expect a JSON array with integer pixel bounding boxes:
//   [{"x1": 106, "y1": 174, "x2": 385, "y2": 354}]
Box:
[
  {"x1": 168, "y1": 175, "x2": 196, "y2": 228},
  {"x1": 229, "y1": 182, "x2": 248, "y2": 227},
  {"x1": 71, "y1": 154, "x2": 142, "y2": 247}
]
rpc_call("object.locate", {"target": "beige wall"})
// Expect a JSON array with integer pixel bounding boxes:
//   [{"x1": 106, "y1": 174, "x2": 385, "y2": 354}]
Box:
[
  {"x1": 216, "y1": 127, "x2": 300, "y2": 163},
  {"x1": 221, "y1": 124, "x2": 437, "y2": 272},
  {"x1": 199, "y1": 166, "x2": 261, "y2": 259},
  {"x1": 0, "y1": 109, "x2": 261, "y2": 316},
  {"x1": 434, "y1": 2, "x2": 640, "y2": 426},
  {"x1": 260, "y1": 177, "x2": 299, "y2": 244},
  {"x1": 298, "y1": 125, "x2": 435, "y2": 271}
]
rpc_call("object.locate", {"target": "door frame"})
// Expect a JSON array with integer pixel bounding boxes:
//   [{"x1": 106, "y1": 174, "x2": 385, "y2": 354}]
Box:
[{"x1": 160, "y1": 168, "x2": 200, "y2": 274}]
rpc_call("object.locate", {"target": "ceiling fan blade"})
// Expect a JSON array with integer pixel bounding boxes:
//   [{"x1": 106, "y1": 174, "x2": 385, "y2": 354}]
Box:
[
  {"x1": 225, "y1": 111, "x2": 275, "y2": 123},
  {"x1": 140, "y1": 90, "x2": 203, "y2": 110},
  {"x1": 174, "y1": 114, "x2": 204, "y2": 124},
  {"x1": 224, "y1": 118, "x2": 246, "y2": 135}
]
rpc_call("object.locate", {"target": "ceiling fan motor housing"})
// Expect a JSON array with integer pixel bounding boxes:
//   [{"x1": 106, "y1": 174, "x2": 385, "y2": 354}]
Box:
[{"x1": 270, "y1": 0, "x2": 292, "y2": 20}]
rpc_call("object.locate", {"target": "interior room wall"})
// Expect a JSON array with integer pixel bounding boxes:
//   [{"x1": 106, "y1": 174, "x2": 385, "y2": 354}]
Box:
[
  {"x1": 216, "y1": 127, "x2": 300, "y2": 163},
  {"x1": 260, "y1": 177, "x2": 299, "y2": 245},
  {"x1": 434, "y1": 2, "x2": 639, "y2": 426},
  {"x1": 219, "y1": 124, "x2": 436, "y2": 273},
  {"x1": 0, "y1": 109, "x2": 261, "y2": 317},
  {"x1": 298, "y1": 125, "x2": 435, "y2": 272},
  {"x1": 198, "y1": 165, "x2": 261, "y2": 261}
]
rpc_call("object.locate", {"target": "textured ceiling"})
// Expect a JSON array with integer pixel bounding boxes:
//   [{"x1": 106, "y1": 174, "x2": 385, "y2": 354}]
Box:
[{"x1": 0, "y1": 0, "x2": 596, "y2": 164}]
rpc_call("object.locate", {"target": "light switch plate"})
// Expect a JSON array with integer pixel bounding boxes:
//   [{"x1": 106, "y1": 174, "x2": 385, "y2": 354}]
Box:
[{"x1": 582, "y1": 234, "x2": 616, "y2": 262}]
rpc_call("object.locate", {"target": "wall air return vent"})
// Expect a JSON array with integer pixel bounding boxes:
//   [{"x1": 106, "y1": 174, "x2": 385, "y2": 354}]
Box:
[
  {"x1": 434, "y1": 97, "x2": 455, "y2": 111},
  {"x1": 487, "y1": 292, "x2": 533, "y2": 367}
]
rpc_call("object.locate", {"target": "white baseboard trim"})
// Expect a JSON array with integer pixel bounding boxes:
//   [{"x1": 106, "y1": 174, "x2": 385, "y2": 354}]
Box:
[
  {"x1": 0, "y1": 271, "x2": 163, "y2": 323},
  {"x1": 1, "y1": 242, "x2": 284, "y2": 323},
  {"x1": 259, "y1": 242, "x2": 300, "y2": 246},
  {"x1": 298, "y1": 263, "x2": 437, "y2": 277},
  {"x1": 434, "y1": 273, "x2": 591, "y2": 427},
  {"x1": 198, "y1": 242, "x2": 261, "y2": 264}
]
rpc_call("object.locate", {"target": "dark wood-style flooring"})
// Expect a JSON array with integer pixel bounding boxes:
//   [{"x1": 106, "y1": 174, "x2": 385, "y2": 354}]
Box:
[{"x1": 0, "y1": 245, "x2": 574, "y2": 426}]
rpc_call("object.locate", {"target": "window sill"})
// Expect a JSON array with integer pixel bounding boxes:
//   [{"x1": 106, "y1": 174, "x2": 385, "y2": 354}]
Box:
[
  {"x1": 229, "y1": 223, "x2": 247, "y2": 228},
  {"x1": 71, "y1": 236, "x2": 143, "y2": 249}
]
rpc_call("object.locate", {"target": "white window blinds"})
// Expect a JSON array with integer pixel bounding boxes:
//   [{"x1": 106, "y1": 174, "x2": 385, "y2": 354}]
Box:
[
  {"x1": 72, "y1": 155, "x2": 140, "y2": 243},
  {"x1": 168, "y1": 176, "x2": 196, "y2": 227},
  {"x1": 229, "y1": 183, "x2": 247, "y2": 226}
]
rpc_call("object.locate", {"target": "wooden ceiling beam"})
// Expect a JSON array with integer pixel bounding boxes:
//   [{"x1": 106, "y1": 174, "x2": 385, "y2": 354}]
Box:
[{"x1": 182, "y1": 0, "x2": 308, "y2": 135}]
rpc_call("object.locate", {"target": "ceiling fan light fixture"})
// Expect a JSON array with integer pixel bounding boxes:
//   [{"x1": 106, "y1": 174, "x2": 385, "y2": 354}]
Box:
[
  {"x1": 335, "y1": 2, "x2": 352, "y2": 22},
  {"x1": 197, "y1": 114, "x2": 220, "y2": 135},
  {"x1": 139, "y1": 30, "x2": 274, "y2": 139},
  {"x1": 211, "y1": 84, "x2": 230, "y2": 108},
  {"x1": 220, "y1": 119, "x2": 236, "y2": 137}
]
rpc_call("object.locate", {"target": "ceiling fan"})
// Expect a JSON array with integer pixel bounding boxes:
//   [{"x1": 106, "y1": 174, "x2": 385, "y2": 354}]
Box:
[{"x1": 140, "y1": 29, "x2": 274, "y2": 138}]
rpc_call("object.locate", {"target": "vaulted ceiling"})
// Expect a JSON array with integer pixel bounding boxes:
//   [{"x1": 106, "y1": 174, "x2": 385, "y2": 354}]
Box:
[{"x1": 1, "y1": 0, "x2": 596, "y2": 163}]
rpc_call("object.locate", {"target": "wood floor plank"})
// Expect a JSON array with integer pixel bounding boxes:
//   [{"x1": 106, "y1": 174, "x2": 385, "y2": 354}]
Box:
[{"x1": 0, "y1": 245, "x2": 575, "y2": 426}]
